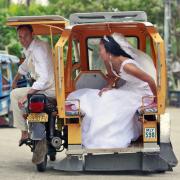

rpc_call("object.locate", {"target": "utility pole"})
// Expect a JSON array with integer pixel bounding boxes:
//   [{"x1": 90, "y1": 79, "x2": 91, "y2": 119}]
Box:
[
  {"x1": 164, "y1": 0, "x2": 171, "y2": 61},
  {"x1": 164, "y1": 0, "x2": 172, "y2": 90},
  {"x1": 26, "y1": 0, "x2": 31, "y2": 7}
]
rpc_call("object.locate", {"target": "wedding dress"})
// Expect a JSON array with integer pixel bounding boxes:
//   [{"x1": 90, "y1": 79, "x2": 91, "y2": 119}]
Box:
[{"x1": 67, "y1": 58, "x2": 154, "y2": 149}]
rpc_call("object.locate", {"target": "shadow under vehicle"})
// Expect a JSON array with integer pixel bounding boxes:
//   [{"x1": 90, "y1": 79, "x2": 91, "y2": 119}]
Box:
[{"x1": 7, "y1": 11, "x2": 178, "y2": 172}]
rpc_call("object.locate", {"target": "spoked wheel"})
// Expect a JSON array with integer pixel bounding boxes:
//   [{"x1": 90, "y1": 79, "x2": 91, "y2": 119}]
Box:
[{"x1": 36, "y1": 155, "x2": 47, "y2": 172}]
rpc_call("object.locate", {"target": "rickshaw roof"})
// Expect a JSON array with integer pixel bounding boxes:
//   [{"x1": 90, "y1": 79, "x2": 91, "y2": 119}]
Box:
[
  {"x1": 0, "y1": 53, "x2": 19, "y2": 64},
  {"x1": 66, "y1": 21, "x2": 154, "y2": 35},
  {"x1": 67, "y1": 11, "x2": 154, "y2": 33},
  {"x1": 69, "y1": 11, "x2": 148, "y2": 25},
  {"x1": 6, "y1": 15, "x2": 69, "y2": 35}
]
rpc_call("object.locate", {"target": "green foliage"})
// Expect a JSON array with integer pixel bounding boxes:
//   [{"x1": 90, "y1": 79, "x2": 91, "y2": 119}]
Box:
[
  {"x1": 0, "y1": 9, "x2": 17, "y2": 51},
  {"x1": 0, "y1": 0, "x2": 178, "y2": 59},
  {"x1": 0, "y1": 0, "x2": 10, "y2": 8},
  {"x1": 8, "y1": 4, "x2": 27, "y2": 16},
  {"x1": 48, "y1": 0, "x2": 163, "y2": 25},
  {"x1": 8, "y1": 42, "x2": 22, "y2": 57}
]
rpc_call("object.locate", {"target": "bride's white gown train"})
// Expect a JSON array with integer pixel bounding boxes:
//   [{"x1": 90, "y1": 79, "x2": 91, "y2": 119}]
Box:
[{"x1": 67, "y1": 59, "x2": 153, "y2": 149}]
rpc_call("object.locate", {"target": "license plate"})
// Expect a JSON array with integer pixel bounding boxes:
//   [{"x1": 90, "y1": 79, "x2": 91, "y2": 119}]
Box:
[
  {"x1": 27, "y1": 113, "x2": 48, "y2": 122},
  {"x1": 145, "y1": 128, "x2": 156, "y2": 139}
]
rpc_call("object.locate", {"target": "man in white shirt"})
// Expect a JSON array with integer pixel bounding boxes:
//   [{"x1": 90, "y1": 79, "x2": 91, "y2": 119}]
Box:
[
  {"x1": 10, "y1": 25, "x2": 55, "y2": 164},
  {"x1": 172, "y1": 58, "x2": 180, "y2": 88}
]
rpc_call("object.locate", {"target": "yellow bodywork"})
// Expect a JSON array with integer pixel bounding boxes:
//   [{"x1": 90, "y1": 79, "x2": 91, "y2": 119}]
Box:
[
  {"x1": 55, "y1": 22, "x2": 167, "y2": 145},
  {"x1": 147, "y1": 30, "x2": 167, "y2": 114},
  {"x1": 54, "y1": 30, "x2": 70, "y2": 118},
  {"x1": 68, "y1": 124, "x2": 82, "y2": 144}
]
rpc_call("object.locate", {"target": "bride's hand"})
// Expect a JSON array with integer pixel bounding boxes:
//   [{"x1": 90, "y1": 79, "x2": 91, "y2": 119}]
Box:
[{"x1": 98, "y1": 87, "x2": 112, "y2": 96}]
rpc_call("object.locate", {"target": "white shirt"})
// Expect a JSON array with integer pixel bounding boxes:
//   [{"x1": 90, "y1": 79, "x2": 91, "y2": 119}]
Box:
[
  {"x1": 18, "y1": 39, "x2": 55, "y2": 93},
  {"x1": 172, "y1": 61, "x2": 180, "y2": 73}
]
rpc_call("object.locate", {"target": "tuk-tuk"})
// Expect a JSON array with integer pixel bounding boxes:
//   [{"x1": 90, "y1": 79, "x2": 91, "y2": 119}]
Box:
[
  {"x1": 7, "y1": 11, "x2": 178, "y2": 172},
  {"x1": 0, "y1": 53, "x2": 19, "y2": 126}
]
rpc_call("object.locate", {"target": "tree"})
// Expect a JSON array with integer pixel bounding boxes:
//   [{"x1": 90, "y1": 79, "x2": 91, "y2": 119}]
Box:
[
  {"x1": 47, "y1": 0, "x2": 163, "y2": 28},
  {"x1": 171, "y1": 0, "x2": 180, "y2": 58},
  {"x1": 1, "y1": 0, "x2": 178, "y2": 59},
  {"x1": 0, "y1": 0, "x2": 11, "y2": 8}
]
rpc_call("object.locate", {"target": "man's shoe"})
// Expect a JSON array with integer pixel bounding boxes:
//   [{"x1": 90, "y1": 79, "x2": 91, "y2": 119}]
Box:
[
  {"x1": 19, "y1": 131, "x2": 30, "y2": 146},
  {"x1": 32, "y1": 138, "x2": 47, "y2": 164},
  {"x1": 19, "y1": 138, "x2": 31, "y2": 146}
]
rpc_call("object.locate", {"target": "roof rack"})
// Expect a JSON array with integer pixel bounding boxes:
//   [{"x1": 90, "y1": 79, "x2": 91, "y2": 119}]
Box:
[
  {"x1": 7, "y1": 15, "x2": 68, "y2": 22},
  {"x1": 70, "y1": 11, "x2": 147, "y2": 25}
]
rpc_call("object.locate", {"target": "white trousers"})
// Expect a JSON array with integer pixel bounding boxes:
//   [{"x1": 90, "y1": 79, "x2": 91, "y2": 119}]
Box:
[{"x1": 10, "y1": 87, "x2": 55, "y2": 131}]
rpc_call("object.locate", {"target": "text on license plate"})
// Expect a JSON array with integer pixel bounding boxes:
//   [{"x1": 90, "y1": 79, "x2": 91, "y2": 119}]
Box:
[
  {"x1": 27, "y1": 113, "x2": 48, "y2": 122},
  {"x1": 145, "y1": 128, "x2": 156, "y2": 138}
]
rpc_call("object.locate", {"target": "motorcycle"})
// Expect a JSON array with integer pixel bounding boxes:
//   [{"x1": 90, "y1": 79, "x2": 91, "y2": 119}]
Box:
[{"x1": 20, "y1": 93, "x2": 68, "y2": 172}]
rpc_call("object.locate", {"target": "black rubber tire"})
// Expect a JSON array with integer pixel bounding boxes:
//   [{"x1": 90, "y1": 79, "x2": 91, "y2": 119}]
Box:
[
  {"x1": 49, "y1": 154, "x2": 56, "y2": 161},
  {"x1": 36, "y1": 155, "x2": 47, "y2": 172}
]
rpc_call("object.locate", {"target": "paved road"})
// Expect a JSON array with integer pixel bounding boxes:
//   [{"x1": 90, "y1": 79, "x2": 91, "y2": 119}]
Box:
[{"x1": 0, "y1": 107, "x2": 179, "y2": 180}]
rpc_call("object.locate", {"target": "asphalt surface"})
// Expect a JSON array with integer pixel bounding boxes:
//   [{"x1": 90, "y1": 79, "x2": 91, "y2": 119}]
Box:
[{"x1": 0, "y1": 107, "x2": 179, "y2": 180}]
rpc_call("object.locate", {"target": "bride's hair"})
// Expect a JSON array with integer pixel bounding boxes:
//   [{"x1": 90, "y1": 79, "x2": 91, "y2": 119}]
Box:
[{"x1": 100, "y1": 36, "x2": 133, "y2": 59}]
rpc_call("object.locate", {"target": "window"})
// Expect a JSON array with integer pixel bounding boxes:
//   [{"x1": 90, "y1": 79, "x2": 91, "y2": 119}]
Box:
[
  {"x1": 126, "y1": 37, "x2": 138, "y2": 49},
  {"x1": 1, "y1": 63, "x2": 10, "y2": 82},
  {"x1": 146, "y1": 35, "x2": 151, "y2": 56},
  {"x1": 87, "y1": 36, "x2": 138, "y2": 73},
  {"x1": 87, "y1": 38, "x2": 106, "y2": 73},
  {"x1": 0, "y1": 63, "x2": 11, "y2": 91},
  {"x1": 72, "y1": 40, "x2": 80, "y2": 64},
  {"x1": 72, "y1": 40, "x2": 80, "y2": 79}
]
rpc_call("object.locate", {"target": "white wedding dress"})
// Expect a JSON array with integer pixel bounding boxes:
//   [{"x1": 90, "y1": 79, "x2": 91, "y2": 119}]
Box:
[{"x1": 67, "y1": 59, "x2": 154, "y2": 149}]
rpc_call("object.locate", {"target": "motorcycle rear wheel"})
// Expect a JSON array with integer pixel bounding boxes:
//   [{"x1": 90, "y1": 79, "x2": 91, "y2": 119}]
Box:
[{"x1": 36, "y1": 155, "x2": 47, "y2": 172}]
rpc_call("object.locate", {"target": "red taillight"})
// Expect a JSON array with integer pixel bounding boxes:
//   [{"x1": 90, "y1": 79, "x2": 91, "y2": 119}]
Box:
[{"x1": 29, "y1": 102, "x2": 45, "y2": 113}]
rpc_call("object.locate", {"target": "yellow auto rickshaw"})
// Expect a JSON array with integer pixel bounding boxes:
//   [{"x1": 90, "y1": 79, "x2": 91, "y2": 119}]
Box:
[{"x1": 7, "y1": 11, "x2": 178, "y2": 172}]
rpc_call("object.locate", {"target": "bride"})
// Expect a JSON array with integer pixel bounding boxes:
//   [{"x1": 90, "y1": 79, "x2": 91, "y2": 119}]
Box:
[{"x1": 67, "y1": 33, "x2": 157, "y2": 149}]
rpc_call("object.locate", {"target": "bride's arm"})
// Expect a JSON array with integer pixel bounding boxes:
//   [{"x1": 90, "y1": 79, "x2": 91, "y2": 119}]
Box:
[
  {"x1": 123, "y1": 63, "x2": 157, "y2": 98},
  {"x1": 98, "y1": 75, "x2": 119, "y2": 96}
]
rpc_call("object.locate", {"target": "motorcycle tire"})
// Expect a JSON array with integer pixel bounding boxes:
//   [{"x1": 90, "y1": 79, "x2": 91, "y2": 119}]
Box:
[
  {"x1": 49, "y1": 154, "x2": 56, "y2": 161},
  {"x1": 36, "y1": 155, "x2": 47, "y2": 172}
]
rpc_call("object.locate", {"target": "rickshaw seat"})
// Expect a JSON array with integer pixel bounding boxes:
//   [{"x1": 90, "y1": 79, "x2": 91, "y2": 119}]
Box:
[
  {"x1": 65, "y1": 71, "x2": 108, "y2": 116},
  {"x1": 65, "y1": 100, "x2": 80, "y2": 116},
  {"x1": 136, "y1": 105, "x2": 157, "y2": 115},
  {"x1": 74, "y1": 70, "x2": 108, "y2": 90}
]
